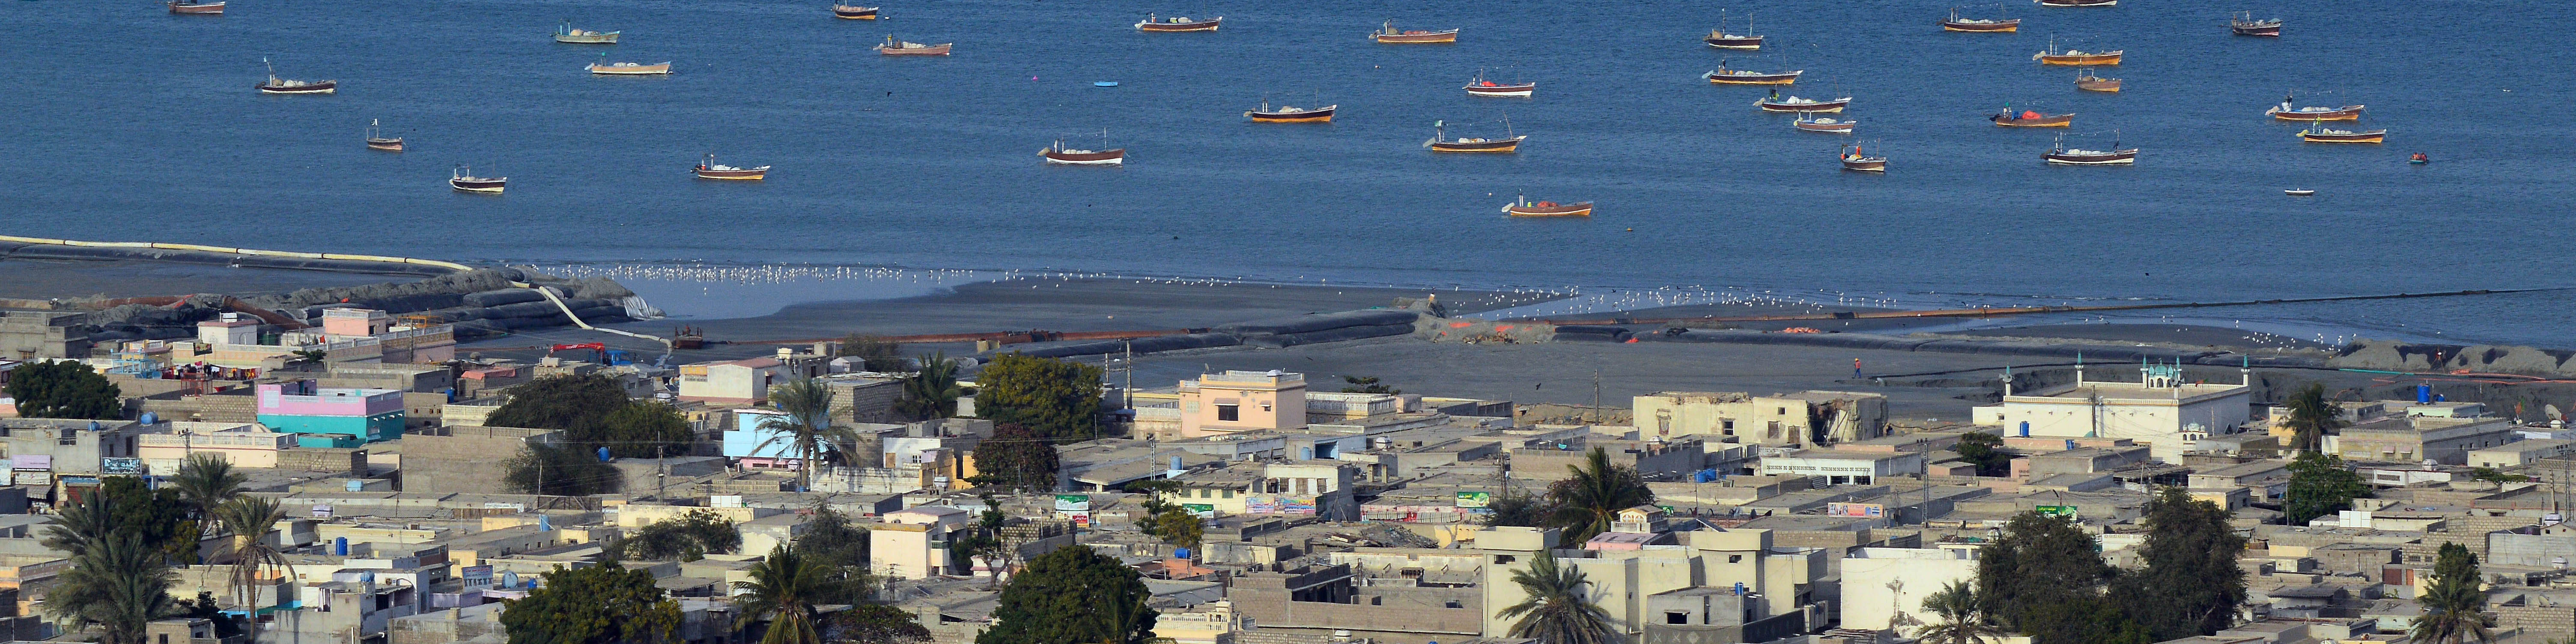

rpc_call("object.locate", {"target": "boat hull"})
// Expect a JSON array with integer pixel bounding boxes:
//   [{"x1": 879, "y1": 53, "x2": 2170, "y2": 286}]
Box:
[
  {"x1": 1247, "y1": 106, "x2": 1335, "y2": 122},
  {"x1": 1704, "y1": 35, "x2": 1763, "y2": 49},
  {"x1": 1465, "y1": 83, "x2": 1535, "y2": 97},
  {"x1": 1430, "y1": 137, "x2": 1524, "y2": 153},
  {"x1": 1757, "y1": 98, "x2": 1849, "y2": 113},
  {"x1": 2036, "y1": 52, "x2": 2121, "y2": 66},
  {"x1": 1942, "y1": 19, "x2": 2018, "y2": 32},
  {"x1": 2036, "y1": 0, "x2": 2115, "y2": 6},
  {"x1": 587, "y1": 63, "x2": 672, "y2": 75},
  {"x1": 1505, "y1": 203, "x2": 1592, "y2": 217},
  {"x1": 554, "y1": 33, "x2": 619, "y2": 43},
  {"x1": 694, "y1": 167, "x2": 771, "y2": 179},
  {"x1": 2075, "y1": 77, "x2": 2122, "y2": 92},
  {"x1": 1992, "y1": 113, "x2": 2074, "y2": 127},
  {"x1": 1372, "y1": 30, "x2": 1458, "y2": 43},
  {"x1": 2299, "y1": 131, "x2": 2385, "y2": 143},
  {"x1": 2267, "y1": 106, "x2": 2362, "y2": 121},
  {"x1": 1705, "y1": 70, "x2": 1801, "y2": 85},
  {"x1": 167, "y1": 1, "x2": 223, "y2": 14},
  {"x1": 1041, "y1": 149, "x2": 1126, "y2": 165},
  {"x1": 258, "y1": 80, "x2": 336, "y2": 94},
  {"x1": 450, "y1": 178, "x2": 505, "y2": 193},
  {"x1": 2231, "y1": 23, "x2": 2281, "y2": 36},
  {"x1": 367, "y1": 138, "x2": 404, "y2": 152},
  {"x1": 876, "y1": 43, "x2": 953, "y2": 55},
  {"x1": 832, "y1": 6, "x2": 879, "y2": 18},
  {"x1": 2043, "y1": 149, "x2": 2138, "y2": 164},
  {"x1": 1136, "y1": 18, "x2": 1220, "y2": 32},
  {"x1": 1841, "y1": 158, "x2": 1887, "y2": 172},
  {"x1": 1793, "y1": 120, "x2": 1854, "y2": 133}
]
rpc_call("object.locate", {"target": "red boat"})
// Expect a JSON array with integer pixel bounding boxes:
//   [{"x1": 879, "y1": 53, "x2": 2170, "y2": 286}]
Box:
[
  {"x1": 1991, "y1": 109, "x2": 2074, "y2": 127},
  {"x1": 1463, "y1": 69, "x2": 1534, "y2": 97},
  {"x1": 1503, "y1": 196, "x2": 1592, "y2": 217},
  {"x1": 168, "y1": 0, "x2": 224, "y2": 14}
]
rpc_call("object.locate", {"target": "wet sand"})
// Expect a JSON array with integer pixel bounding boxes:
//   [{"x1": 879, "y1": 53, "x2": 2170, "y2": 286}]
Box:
[{"x1": 0, "y1": 258, "x2": 393, "y2": 300}]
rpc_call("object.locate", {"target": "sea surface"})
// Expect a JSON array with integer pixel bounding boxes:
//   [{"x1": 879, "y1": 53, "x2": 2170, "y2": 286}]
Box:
[{"x1": 3, "y1": 0, "x2": 2570, "y2": 345}]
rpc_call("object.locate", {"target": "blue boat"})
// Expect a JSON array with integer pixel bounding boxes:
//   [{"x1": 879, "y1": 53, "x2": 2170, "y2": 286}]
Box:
[{"x1": 1094, "y1": 81, "x2": 1119, "y2": 87}]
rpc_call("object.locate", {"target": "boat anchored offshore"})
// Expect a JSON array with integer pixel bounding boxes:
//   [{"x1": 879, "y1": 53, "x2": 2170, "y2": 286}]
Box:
[
  {"x1": 2034, "y1": 38, "x2": 2121, "y2": 65},
  {"x1": 586, "y1": 60, "x2": 671, "y2": 74},
  {"x1": 1941, "y1": 6, "x2": 2018, "y2": 32},
  {"x1": 450, "y1": 166, "x2": 504, "y2": 193},
  {"x1": 1371, "y1": 19, "x2": 1457, "y2": 43},
  {"x1": 167, "y1": 0, "x2": 222, "y2": 15},
  {"x1": 554, "y1": 21, "x2": 620, "y2": 43},
  {"x1": 832, "y1": 4, "x2": 880, "y2": 19},
  {"x1": 1136, "y1": 14, "x2": 1220, "y2": 32},
  {"x1": 2298, "y1": 125, "x2": 2386, "y2": 143},
  {"x1": 1245, "y1": 101, "x2": 1335, "y2": 123},
  {"x1": 876, "y1": 36, "x2": 952, "y2": 55},
  {"x1": 694, "y1": 153, "x2": 770, "y2": 179},
  {"x1": 2284, "y1": 188, "x2": 2316, "y2": 196},
  {"x1": 1793, "y1": 114, "x2": 1854, "y2": 133},
  {"x1": 1463, "y1": 69, "x2": 1534, "y2": 97},
  {"x1": 2410, "y1": 152, "x2": 2430, "y2": 164},
  {"x1": 2075, "y1": 70, "x2": 2123, "y2": 92},
  {"x1": 1756, "y1": 90, "x2": 1849, "y2": 113},
  {"x1": 2036, "y1": 0, "x2": 2115, "y2": 7},
  {"x1": 1705, "y1": 60, "x2": 1801, "y2": 85},
  {"x1": 365, "y1": 119, "x2": 403, "y2": 152},
  {"x1": 1041, "y1": 131, "x2": 1126, "y2": 165},
  {"x1": 1425, "y1": 119, "x2": 1524, "y2": 153},
  {"x1": 1503, "y1": 195, "x2": 1592, "y2": 217},
  {"x1": 2042, "y1": 133, "x2": 2137, "y2": 164},
  {"x1": 257, "y1": 58, "x2": 334, "y2": 94},
  {"x1": 2265, "y1": 93, "x2": 2362, "y2": 120},
  {"x1": 2230, "y1": 12, "x2": 2282, "y2": 36},
  {"x1": 1704, "y1": 10, "x2": 1763, "y2": 49},
  {"x1": 1992, "y1": 107, "x2": 2073, "y2": 127},
  {"x1": 1840, "y1": 144, "x2": 1886, "y2": 172}
]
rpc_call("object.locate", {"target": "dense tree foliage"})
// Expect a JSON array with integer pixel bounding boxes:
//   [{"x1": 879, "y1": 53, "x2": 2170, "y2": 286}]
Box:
[
  {"x1": 838, "y1": 334, "x2": 908, "y2": 373},
  {"x1": 2109, "y1": 487, "x2": 2248, "y2": 640},
  {"x1": 1482, "y1": 489, "x2": 1555, "y2": 528},
  {"x1": 735, "y1": 545, "x2": 855, "y2": 644},
  {"x1": 55, "y1": 477, "x2": 196, "y2": 561},
  {"x1": 504, "y1": 444, "x2": 623, "y2": 496},
  {"x1": 833, "y1": 604, "x2": 932, "y2": 644},
  {"x1": 2281, "y1": 383, "x2": 2348, "y2": 453},
  {"x1": 894, "y1": 353, "x2": 965, "y2": 421},
  {"x1": 623, "y1": 509, "x2": 742, "y2": 561},
  {"x1": 969, "y1": 423, "x2": 1060, "y2": 492},
  {"x1": 5, "y1": 360, "x2": 122, "y2": 419},
  {"x1": 1340, "y1": 376, "x2": 1399, "y2": 394},
  {"x1": 2284, "y1": 452, "x2": 2370, "y2": 525},
  {"x1": 1914, "y1": 581, "x2": 2002, "y2": 644},
  {"x1": 976, "y1": 546, "x2": 1156, "y2": 644},
  {"x1": 1953, "y1": 432, "x2": 2013, "y2": 477},
  {"x1": 489, "y1": 375, "x2": 694, "y2": 458},
  {"x1": 792, "y1": 507, "x2": 875, "y2": 604},
  {"x1": 46, "y1": 534, "x2": 178, "y2": 644},
  {"x1": 2412, "y1": 542, "x2": 2495, "y2": 644},
  {"x1": 758, "y1": 378, "x2": 863, "y2": 492},
  {"x1": 500, "y1": 563, "x2": 683, "y2": 644},
  {"x1": 597, "y1": 402, "x2": 696, "y2": 458},
  {"x1": 1545, "y1": 447, "x2": 1653, "y2": 546},
  {"x1": 169, "y1": 454, "x2": 247, "y2": 528},
  {"x1": 1975, "y1": 510, "x2": 2121, "y2": 644},
  {"x1": 974, "y1": 354, "x2": 1103, "y2": 439},
  {"x1": 1499, "y1": 552, "x2": 1618, "y2": 644}
]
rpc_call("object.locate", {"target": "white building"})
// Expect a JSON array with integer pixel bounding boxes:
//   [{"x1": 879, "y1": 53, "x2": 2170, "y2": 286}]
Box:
[
  {"x1": 1840, "y1": 546, "x2": 1981, "y2": 632},
  {"x1": 1973, "y1": 361, "x2": 2252, "y2": 461}
]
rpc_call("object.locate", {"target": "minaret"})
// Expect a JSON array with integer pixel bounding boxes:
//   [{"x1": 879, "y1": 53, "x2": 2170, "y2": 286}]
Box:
[
  {"x1": 2001, "y1": 365, "x2": 2015, "y2": 397},
  {"x1": 2074, "y1": 352, "x2": 2085, "y2": 385},
  {"x1": 2241, "y1": 355, "x2": 2252, "y2": 387}
]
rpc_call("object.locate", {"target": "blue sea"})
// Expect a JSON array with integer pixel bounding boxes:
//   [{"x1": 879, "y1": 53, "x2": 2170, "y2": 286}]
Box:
[{"x1": 3, "y1": 0, "x2": 2568, "y2": 345}]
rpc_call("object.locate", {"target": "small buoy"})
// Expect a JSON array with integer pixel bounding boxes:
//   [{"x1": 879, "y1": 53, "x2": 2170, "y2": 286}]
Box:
[{"x1": 1625, "y1": 227, "x2": 1634, "y2": 232}]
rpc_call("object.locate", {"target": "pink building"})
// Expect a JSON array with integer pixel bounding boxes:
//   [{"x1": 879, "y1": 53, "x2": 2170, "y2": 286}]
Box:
[
  {"x1": 256, "y1": 380, "x2": 405, "y2": 447},
  {"x1": 321, "y1": 308, "x2": 391, "y2": 338},
  {"x1": 1177, "y1": 370, "x2": 1307, "y2": 437}
]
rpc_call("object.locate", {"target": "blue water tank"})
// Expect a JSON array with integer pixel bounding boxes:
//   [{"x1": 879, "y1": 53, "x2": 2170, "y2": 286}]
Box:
[
  {"x1": 597, "y1": 447, "x2": 613, "y2": 462},
  {"x1": 1174, "y1": 547, "x2": 1191, "y2": 560},
  {"x1": 140, "y1": 412, "x2": 158, "y2": 425},
  {"x1": 334, "y1": 537, "x2": 349, "y2": 556},
  {"x1": 539, "y1": 515, "x2": 552, "y2": 531},
  {"x1": 1734, "y1": 582, "x2": 1747, "y2": 595},
  {"x1": 502, "y1": 570, "x2": 520, "y2": 589},
  {"x1": 1694, "y1": 468, "x2": 1719, "y2": 483},
  {"x1": 2418, "y1": 384, "x2": 2433, "y2": 404},
  {"x1": 2018, "y1": 421, "x2": 2030, "y2": 438}
]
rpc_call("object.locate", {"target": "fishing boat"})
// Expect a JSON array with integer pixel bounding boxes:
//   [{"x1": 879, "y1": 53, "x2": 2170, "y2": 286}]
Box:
[
  {"x1": 2036, "y1": 0, "x2": 2115, "y2": 7},
  {"x1": 1941, "y1": 6, "x2": 2018, "y2": 32},
  {"x1": 1502, "y1": 196, "x2": 1592, "y2": 217},
  {"x1": 365, "y1": 119, "x2": 402, "y2": 152},
  {"x1": 1245, "y1": 101, "x2": 1335, "y2": 123},
  {"x1": 2230, "y1": 12, "x2": 2282, "y2": 36},
  {"x1": 2042, "y1": 133, "x2": 2136, "y2": 164},
  {"x1": 1704, "y1": 60, "x2": 1801, "y2": 85},
  {"x1": 256, "y1": 59, "x2": 335, "y2": 94},
  {"x1": 586, "y1": 60, "x2": 671, "y2": 75},
  {"x1": 2264, "y1": 94, "x2": 2361, "y2": 120},
  {"x1": 1991, "y1": 108, "x2": 2074, "y2": 127},
  {"x1": 1840, "y1": 144, "x2": 1886, "y2": 172},
  {"x1": 2298, "y1": 126, "x2": 2385, "y2": 143},
  {"x1": 1136, "y1": 15, "x2": 1220, "y2": 32},
  {"x1": 693, "y1": 154, "x2": 770, "y2": 179},
  {"x1": 1370, "y1": 20, "x2": 1457, "y2": 43},
  {"x1": 1041, "y1": 131, "x2": 1126, "y2": 165},
  {"x1": 2409, "y1": 152, "x2": 2430, "y2": 164},
  {"x1": 876, "y1": 36, "x2": 952, "y2": 55},
  {"x1": 1755, "y1": 90, "x2": 1849, "y2": 113},
  {"x1": 1792, "y1": 114, "x2": 1854, "y2": 133},
  {"x1": 2075, "y1": 70, "x2": 2122, "y2": 92},
  {"x1": 2033, "y1": 39, "x2": 2121, "y2": 65},
  {"x1": 832, "y1": 4, "x2": 880, "y2": 19},
  {"x1": 1425, "y1": 119, "x2": 1524, "y2": 153},
  {"x1": 2284, "y1": 189, "x2": 2315, "y2": 196},
  {"x1": 1704, "y1": 10, "x2": 1762, "y2": 49},
  {"x1": 450, "y1": 166, "x2": 504, "y2": 193},
  {"x1": 167, "y1": 0, "x2": 222, "y2": 15},
  {"x1": 1463, "y1": 69, "x2": 1535, "y2": 97},
  {"x1": 553, "y1": 21, "x2": 619, "y2": 43}
]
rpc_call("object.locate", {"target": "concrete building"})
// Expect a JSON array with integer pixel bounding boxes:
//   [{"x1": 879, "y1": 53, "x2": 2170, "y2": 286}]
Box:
[
  {"x1": 1973, "y1": 361, "x2": 2253, "y2": 461},
  {"x1": 2468, "y1": 438, "x2": 2576, "y2": 468},
  {"x1": 400, "y1": 426, "x2": 560, "y2": 495},
  {"x1": 1839, "y1": 546, "x2": 1980, "y2": 632},
  {"x1": 2334, "y1": 416, "x2": 2516, "y2": 465},
  {"x1": 0, "y1": 311, "x2": 92, "y2": 360},
  {"x1": 1159, "y1": 461, "x2": 1360, "y2": 520},
  {"x1": 1758, "y1": 450, "x2": 1925, "y2": 485},
  {"x1": 2487, "y1": 522, "x2": 2576, "y2": 568},
  {"x1": 136, "y1": 422, "x2": 292, "y2": 471},
  {"x1": 872, "y1": 506, "x2": 974, "y2": 579},
  {"x1": 1632, "y1": 391, "x2": 1888, "y2": 447},
  {"x1": 677, "y1": 357, "x2": 791, "y2": 405},
  {"x1": 1178, "y1": 370, "x2": 1309, "y2": 437},
  {"x1": 256, "y1": 380, "x2": 405, "y2": 447},
  {"x1": 1, "y1": 417, "x2": 147, "y2": 477}
]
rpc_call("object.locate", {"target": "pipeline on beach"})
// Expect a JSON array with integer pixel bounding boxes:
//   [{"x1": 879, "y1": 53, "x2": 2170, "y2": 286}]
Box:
[{"x1": 1522, "y1": 287, "x2": 2568, "y2": 326}]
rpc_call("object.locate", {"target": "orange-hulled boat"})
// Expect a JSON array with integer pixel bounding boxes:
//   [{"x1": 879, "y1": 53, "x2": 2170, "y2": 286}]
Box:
[
  {"x1": 2075, "y1": 71, "x2": 2122, "y2": 92},
  {"x1": 832, "y1": 4, "x2": 880, "y2": 19},
  {"x1": 1503, "y1": 196, "x2": 1592, "y2": 217},
  {"x1": 2034, "y1": 39, "x2": 2121, "y2": 65},
  {"x1": 876, "y1": 36, "x2": 952, "y2": 55},
  {"x1": 1426, "y1": 120, "x2": 1523, "y2": 153},
  {"x1": 2298, "y1": 126, "x2": 2385, "y2": 143},
  {"x1": 1246, "y1": 102, "x2": 1335, "y2": 123},
  {"x1": 168, "y1": 0, "x2": 223, "y2": 14},
  {"x1": 1991, "y1": 109, "x2": 2074, "y2": 127},
  {"x1": 694, "y1": 154, "x2": 770, "y2": 179},
  {"x1": 1136, "y1": 15, "x2": 1220, "y2": 32},
  {"x1": 2265, "y1": 94, "x2": 2362, "y2": 120},
  {"x1": 1370, "y1": 20, "x2": 1457, "y2": 43}
]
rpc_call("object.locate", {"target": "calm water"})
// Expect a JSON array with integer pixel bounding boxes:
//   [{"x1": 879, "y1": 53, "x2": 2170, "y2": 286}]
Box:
[{"x1": 3, "y1": 0, "x2": 2570, "y2": 344}]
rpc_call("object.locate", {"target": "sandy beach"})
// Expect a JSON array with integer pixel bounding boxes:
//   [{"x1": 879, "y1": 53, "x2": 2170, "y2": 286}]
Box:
[{"x1": 0, "y1": 258, "x2": 393, "y2": 300}]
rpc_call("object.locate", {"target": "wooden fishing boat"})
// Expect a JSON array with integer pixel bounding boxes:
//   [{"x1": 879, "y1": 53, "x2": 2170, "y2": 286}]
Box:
[
  {"x1": 876, "y1": 36, "x2": 952, "y2": 55},
  {"x1": 1992, "y1": 109, "x2": 2074, "y2": 127},
  {"x1": 450, "y1": 166, "x2": 504, "y2": 194},
  {"x1": 1245, "y1": 102, "x2": 1335, "y2": 123},
  {"x1": 1041, "y1": 132, "x2": 1126, "y2": 165},
  {"x1": 1704, "y1": 61, "x2": 1801, "y2": 85},
  {"x1": 2033, "y1": 39, "x2": 2121, "y2": 65},
  {"x1": 1136, "y1": 15, "x2": 1220, "y2": 32},
  {"x1": 1425, "y1": 120, "x2": 1524, "y2": 153},
  {"x1": 2284, "y1": 189, "x2": 2315, "y2": 196},
  {"x1": 2264, "y1": 94, "x2": 2361, "y2": 121},
  {"x1": 1792, "y1": 115, "x2": 1854, "y2": 133},
  {"x1": 167, "y1": 0, "x2": 222, "y2": 15},
  {"x1": 1503, "y1": 196, "x2": 1592, "y2": 217},
  {"x1": 365, "y1": 119, "x2": 402, "y2": 152},
  {"x1": 1703, "y1": 9, "x2": 1762, "y2": 49},
  {"x1": 2230, "y1": 12, "x2": 2281, "y2": 36},
  {"x1": 2298, "y1": 126, "x2": 2385, "y2": 143},
  {"x1": 1756, "y1": 92, "x2": 1849, "y2": 113},
  {"x1": 1941, "y1": 7, "x2": 2018, "y2": 32},
  {"x1": 1840, "y1": 145, "x2": 1886, "y2": 172},
  {"x1": 256, "y1": 59, "x2": 334, "y2": 94},
  {"x1": 553, "y1": 22, "x2": 619, "y2": 43},
  {"x1": 1370, "y1": 20, "x2": 1457, "y2": 43},
  {"x1": 2409, "y1": 152, "x2": 2430, "y2": 164},
  {"x1": 1463, "y1": 69, "x2": 1535, "y2": 97},
  {"x1": 692, "y1": 154, "x2": 770, "y2": 179},
  {"x1": 2042, "y1": 134, "x2": 2136, "y2": 164},
  {"x1": 586, "y1": 61, "x2": 671, "y2": 74},
  {"x1": 2036, "y1": 0, "x2": 2115, "y2": 7},
  {"x1": 2075, "y1": 71, "x2": 2122, "y2": 92},
  {"x1": 832, "y1": 4, "x2": 880, "y2": 19}
]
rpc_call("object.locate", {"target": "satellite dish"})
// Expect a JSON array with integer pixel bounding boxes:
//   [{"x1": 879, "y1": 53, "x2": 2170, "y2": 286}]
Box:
[{"x1": 2548, "y1": 404, "x2": 2564, "y2": 421}]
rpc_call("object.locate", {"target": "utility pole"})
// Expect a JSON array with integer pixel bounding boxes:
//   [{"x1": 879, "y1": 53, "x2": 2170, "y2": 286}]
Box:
[{"x1": 1591, "y1": 369, "x2": 1602, "y2": 425}]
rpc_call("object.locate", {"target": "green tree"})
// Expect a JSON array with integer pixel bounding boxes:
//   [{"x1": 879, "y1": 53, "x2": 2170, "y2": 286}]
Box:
[
  {"x1": 1914, "y1": 581, "x2": 2003, "y2": 644},
  {"x1": 734, "y1": 545, "x2": 853, "y2": 644},
  {"x1": 839, "y1": 335, "x2": 909, "y2": 373},
  {"x1": 623, "y1": 509, "x2": 741, "y2": 561},
  {"x1": 212, "y1": 497, "x2": 295, "y2": 624},
  {"x1": 1340, "y1": 376, "x2": 1399, "y2": 394},
  {"x1": 1953, "y1": 432, "x2": 2012, "y2": 477},
  {"x1": 1974, "y1": 511, "x2": 2114, "y2": 631},
  {"x1": 2284, "y1": 452, "x2": 2370, "y2": 525},
  {"x1": 969, "y1": 423, "x2": 1060, "y2": 492},
  {"x1": 975, "y1": 354, "x2": 1104, "y2": 439},
  {"x1": 170, "y1": 454, "x2": 247, "y2": 527},
  {"x1": 598, "y1": 401, "x2": 696, "y2": 458},
  {"x1": 46, "y1": 534, "x2": 179, "y2": 644},
  {"x1": 95, "y1": 477, "x2": 194, "y2": 561},
  {"x1": 977, "y1": 546, "x2": 1156, "y2": 644},
  {"x1": 758, "y1": 378, "x2": 862, "y2": 492},
  {"x1": 43, "y1": 489, "x2": 119, "y2": 556},
  {"x1": 894, "y1": 353, "x2": 966, "y2": 421},
  {"x1": 832, "y1": 604, "x2": 932, "y2": 644},
  {"x1": 1142, "y1": 508, "x2": 1204, "y2": 552},
  {"x1": 2281, "y1": 383, "x2": 2347, "y2": 453},
  {"x1": 1544, "y1": 447, "x2": 1654, "y2": 546},
  {"x1": 1497, "y1": 552, "x2": 1618, "y2": 644},
  {"x1": 500, "y1": 563, "x2": 684, "y2": 644},
  {"x1": 948, "y1": 495, "x2": 1021, "y2": 586},
  {"x1": 4, "y1": 360, "x2": 121, "y2": 419},
  {"x1": 793, "y1": 507, "x2": 872, "y2": 601},
  {"x1": 2109, "y1": 487, "x2": 2248, "y2": 640},
  {"x1": 488, "y1": 374, "x2": 631, "y2": 432},
  {"x1": 2469, "y1": 468, "x2": 2528, "y2": 483},
  {"x1": 2020, "y1": 596, "x2": 2153, "y2": 644},
  {"x1": 504, "y1": 444, "x2": 623, "y2": 496},
  {"x1": 173, "y1": 592, "x2": 245, "y2": 639},
  {"x1": 2412, "y1": 543, "x2": 2494, "y2": 644},
  {"x1": 1483, "y1": 489, "x2": 1554, "y2": 528}
]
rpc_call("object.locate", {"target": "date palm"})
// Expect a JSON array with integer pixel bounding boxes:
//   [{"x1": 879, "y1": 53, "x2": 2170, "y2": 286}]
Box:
[
  {"x1": 170, "y1": 454, "x2": 247, "y2": 529},
  {"x1": 212, "y1": 496, "x2": 295, "y2": 637},
  {"x1": 894, "y1": 353, "x2": 964, "y2": 420},
  {"x1": 42, "y1": 492, "x2": 116, "y2": 556},
  {"x1": 2412, "y1": 543, "x2": 2494, "y2": 644},
  {"x1": 1914, "y1": 581, "x2": 2003, "y2": 644},
  {"x1": 1544, "y1": 447, "x2": 1654, "y2": 546},
  {"x1": 47, "y1": 533, "x2": 178, "y2": 644},
  {"x1": 733, "y1": 545, "x2": 851, "y2": 644},
  {"x1": 757, "y1": 379, "x2": 864, "y2": 492},
  {"x1": 2282, "y1": 383, "x2": 2346, "y2": 453},
  {"x1": 1498, "y1": 552, "x2": 1618, "y2": 644}
]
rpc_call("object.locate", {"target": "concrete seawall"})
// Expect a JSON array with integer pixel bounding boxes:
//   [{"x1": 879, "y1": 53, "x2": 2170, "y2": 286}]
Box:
[{"x1": 0, "y1": 235, "x2": 472, "y2": 277}]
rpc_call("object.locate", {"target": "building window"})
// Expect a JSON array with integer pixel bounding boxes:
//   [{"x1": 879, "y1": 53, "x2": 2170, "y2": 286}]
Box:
[
  {"x1": 1495, "y1": 555, "x2": 1517, "y2": 564},
  {"x1": 1445, "y1": 600, "x2": 1463, "y2": 608},
  {"x1": 1216, "y1": 404, "x2": 1239, "y2": 422},
  {"x1": 1722, "y1": 419, "x2": 1735, "y2": 430},
  {"x1": 1728, "y1": 555, "x2": 1743, "y2": 563},
  {"x1": 1222, "y1": 489, "x2": 1234, "y2": 499},
  {"x1": 1668, "y1": 612, "x2": 1692, "y2": 625}
]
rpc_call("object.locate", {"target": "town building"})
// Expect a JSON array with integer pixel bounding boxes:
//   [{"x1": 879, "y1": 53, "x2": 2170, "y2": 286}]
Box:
[
  {"x1": 1177, "y1": 370, "x2": 1309, "y2": 437},
  {"x1": 1973, "y1": 361, "x2": 2253, "y2": 461},
  {"x1": 678, "y1": 357, "x2": 792, "y2": 405},
  {"x1": 256, "y1": 380, "x2": 405, "y2": 447},
  {"x1": 1632, "y1": 391, "x2": 1888, "y2": 447},
  {"x1": 2332, "y1": 415, "x2": 2516, "y2": 465}
]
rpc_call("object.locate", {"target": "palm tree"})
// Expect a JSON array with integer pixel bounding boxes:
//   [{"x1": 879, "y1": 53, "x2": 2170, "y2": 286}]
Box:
[
  {"x1": 893, "y1": 353, "x2": 964, "y2": 420},
  {"x1": 171, "y1": 454, "x2": 247, "y2": 527},
  {"x1": 1545, "y1": 447, "x2": 1654, "y2": 546},
  {"x1": 43, "y1": 492, "x2": 116, "y2": 556},
  {"x1": 756, "y1": 379, "x2": 863, "y2": 492},
  {"x1": 47, "y1": 533, "x2": 179, "y2": 644},
  {"x1": 1498, "y1": 552, "x2": 1618, "y2": 644},
  {"x1": 733, "y1": 545, "x2": 850, "y2": 644},
  {"x1": 2282, "y1": 383, "x2": 2346, "y2": 453},
  {"x1": 2412, "y1": 544, "x2": 2495, "y2": 644},
  {"x1": 212, "y1": 496, "x2": 295, "y2": 633},
  {"x1": 1914, "y1": 581, "x2": 2003, "y2": 644}
]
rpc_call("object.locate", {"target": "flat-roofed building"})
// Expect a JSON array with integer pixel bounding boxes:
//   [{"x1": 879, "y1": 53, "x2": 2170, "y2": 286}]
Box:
[
  {"x1": 1974, "y1": 361, "x2": 2252, "y2": 461},
  {"x1": 2334, "y1": 416, "x2": 2516, "y2": 465},
  {"x1": 1177, "y1": 370, "x2": 1307, "y2": 437},
  {"x1": 1633, "y1": 391, "x2": 1887, "y2": 447}
]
